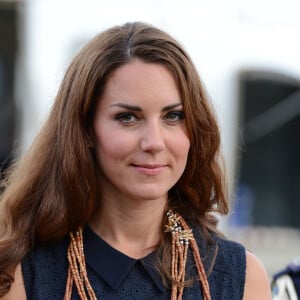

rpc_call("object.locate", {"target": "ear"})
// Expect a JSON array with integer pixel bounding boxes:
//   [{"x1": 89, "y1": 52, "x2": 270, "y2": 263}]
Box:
[
  {"x1": 85, "y1": 124, "x2": 96, "y2": 149},
  {"x1": 86, "y1": 137, "x2": 95, "y2": 150}
]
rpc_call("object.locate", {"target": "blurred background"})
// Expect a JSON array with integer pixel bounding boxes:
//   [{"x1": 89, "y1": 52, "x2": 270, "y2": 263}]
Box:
[{"x1": 1, "y1": 0, "x2": 300, "y2": 279}]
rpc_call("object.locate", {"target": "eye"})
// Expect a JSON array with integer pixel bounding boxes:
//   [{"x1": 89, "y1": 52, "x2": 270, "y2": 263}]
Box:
[
  {"x1": 115, "y1": 112, "x2": 139, "y2": 125},
  {"x1": 164, "y1": 111, "x2": 184, "y2": 124}
]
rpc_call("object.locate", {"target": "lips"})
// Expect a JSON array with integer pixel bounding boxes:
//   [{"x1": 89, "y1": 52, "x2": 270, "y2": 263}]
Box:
[{"x1": 131, "y1": 164, "x2": 167, "y2": 175}]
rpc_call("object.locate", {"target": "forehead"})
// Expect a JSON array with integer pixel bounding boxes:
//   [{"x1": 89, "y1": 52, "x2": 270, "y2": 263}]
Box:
[{"x1": 99, "y1": 59, "x2": 181, "y2": 106}]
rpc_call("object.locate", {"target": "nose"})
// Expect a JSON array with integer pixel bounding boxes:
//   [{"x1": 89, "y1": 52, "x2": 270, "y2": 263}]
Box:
[{"x1": 140, "y1": 120, "x2": 165, "y2": 153}]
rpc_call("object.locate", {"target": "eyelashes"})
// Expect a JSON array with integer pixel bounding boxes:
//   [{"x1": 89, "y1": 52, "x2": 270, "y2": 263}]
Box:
[
  {"x1": 114, "y1": 112, "x2": 139, "y2": 124},
  {"x1": 114, "y1": 111, "x2": 185, "y2": 126},
  {"x1": 164, "y1": 111, "x2": 184, "y2": 124}
]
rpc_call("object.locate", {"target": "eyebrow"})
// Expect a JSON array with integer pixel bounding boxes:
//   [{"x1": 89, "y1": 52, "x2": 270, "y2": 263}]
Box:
[{"x1": 110, "y1": 102, "x2": 182, "y2": 112}]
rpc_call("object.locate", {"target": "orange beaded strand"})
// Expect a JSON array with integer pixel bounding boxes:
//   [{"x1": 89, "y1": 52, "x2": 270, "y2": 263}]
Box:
[
  {"x1": 165, "y1": 211, "x2": 211, "y2": 300},
  {"x1": 179, "y1": 215, "x2": 211, "y2": 300},
  {"x1": 64, "y1": 228, "x2": 97, "y2": 300}
]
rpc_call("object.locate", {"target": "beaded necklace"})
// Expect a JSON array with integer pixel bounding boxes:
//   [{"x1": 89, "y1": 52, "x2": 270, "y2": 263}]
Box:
[{"x1": 64, "y1": 211, "x2": 211, "y2": 300}]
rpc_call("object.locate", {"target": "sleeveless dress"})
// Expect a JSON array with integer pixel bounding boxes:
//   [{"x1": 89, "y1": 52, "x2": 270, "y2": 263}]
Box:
[{"x1": 21, "y1": 225, "x2": 246, "y2": 299}]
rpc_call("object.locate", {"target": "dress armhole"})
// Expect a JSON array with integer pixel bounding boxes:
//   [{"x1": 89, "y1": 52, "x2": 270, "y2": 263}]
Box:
[{"x1": 20, "y1": 254, "x2": 34, "y2": 299}]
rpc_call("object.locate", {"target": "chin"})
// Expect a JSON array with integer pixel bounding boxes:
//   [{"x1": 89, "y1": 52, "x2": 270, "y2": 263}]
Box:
[{"x1": 128, "y1": 188, "x2": 168, "y2": 202}]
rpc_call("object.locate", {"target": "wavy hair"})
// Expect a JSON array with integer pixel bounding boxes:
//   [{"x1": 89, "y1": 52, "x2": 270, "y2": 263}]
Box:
[{"x1": 0, "y1": 22, "x2": 228, "y2": 295}]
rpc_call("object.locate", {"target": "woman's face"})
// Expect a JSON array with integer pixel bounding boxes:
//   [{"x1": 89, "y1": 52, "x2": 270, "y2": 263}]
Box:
[{"x1": 93, "y1": 59, "x2": 190, "y2": 203}]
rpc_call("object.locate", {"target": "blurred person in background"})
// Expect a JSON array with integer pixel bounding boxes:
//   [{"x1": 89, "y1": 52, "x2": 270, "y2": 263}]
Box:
[
  {"x1": 272, "y1": 257, "x2": 300, "y2": 300},
  {"x1": 0, "y1": 22, "x2": 271, "y2": 299}
]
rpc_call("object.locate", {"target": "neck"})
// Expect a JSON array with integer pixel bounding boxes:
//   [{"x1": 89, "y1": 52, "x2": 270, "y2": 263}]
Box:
[{"x1": 89, "y1": 196, "x2": 168, "y2": 259}]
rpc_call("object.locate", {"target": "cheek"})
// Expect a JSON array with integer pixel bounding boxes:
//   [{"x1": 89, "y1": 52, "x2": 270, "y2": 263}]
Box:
[
  {"x1": 94, "y1": 129, "x2": 135, "y2": 161},
  {"x1": 173, "y1": 134, "x2": 190, "y2": 161}
]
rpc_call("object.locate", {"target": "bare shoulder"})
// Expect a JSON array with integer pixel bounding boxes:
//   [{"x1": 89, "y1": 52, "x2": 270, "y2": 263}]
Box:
[
  {"x1": 1, "y1": 263, "x2": 26, "y2": 300},
  {"x1": 243, "y1": 251, "x2": 272, "y2": 300}
]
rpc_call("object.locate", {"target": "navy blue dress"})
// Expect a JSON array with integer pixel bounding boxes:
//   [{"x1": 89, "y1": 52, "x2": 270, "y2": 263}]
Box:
[{"x1": 22, "y1": 225, "x2": 246, "y2": 299}]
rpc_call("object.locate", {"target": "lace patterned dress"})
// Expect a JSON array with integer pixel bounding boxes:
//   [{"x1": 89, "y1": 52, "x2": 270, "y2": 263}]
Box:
[{"x1": 22, "y1": 225, "x2": 246, "y2": 299}]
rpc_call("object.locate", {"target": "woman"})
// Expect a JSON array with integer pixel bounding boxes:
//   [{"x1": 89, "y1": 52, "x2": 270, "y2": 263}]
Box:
[{"x1": 0, "y1": 22, "x2": 271, "y2": 299}]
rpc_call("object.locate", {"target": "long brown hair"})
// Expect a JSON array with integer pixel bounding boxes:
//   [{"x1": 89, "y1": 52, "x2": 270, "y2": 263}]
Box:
[{"x1": 0, "y1": 22, "x2": 228, "y2": 295}]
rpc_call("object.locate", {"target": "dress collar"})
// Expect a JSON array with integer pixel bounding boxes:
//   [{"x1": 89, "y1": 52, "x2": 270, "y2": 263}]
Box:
[{"x1": 83, "y1": 226, "x2": 165, "y2": 292}]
